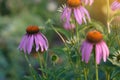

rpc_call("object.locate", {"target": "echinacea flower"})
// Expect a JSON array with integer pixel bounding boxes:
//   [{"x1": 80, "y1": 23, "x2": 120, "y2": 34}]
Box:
[
  {"x1": 80, "y1": 30, "x2": 109, "y2": 64},
  {"x1": 111, "y1": 0, "x2": 120, "y2": 11},
  {"x1": 61, "y1": 0, "x2": 91, "y2": 27},
  {"x1": 18, "y1": 26, "x2": 48, "y2": 54},
  {"x1": 108, "y1": 50, "x2": 120, "y2": 67}
]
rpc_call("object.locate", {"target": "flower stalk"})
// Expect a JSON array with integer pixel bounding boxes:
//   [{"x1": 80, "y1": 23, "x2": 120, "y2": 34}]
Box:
[
  {"x1": 25, "y1": 54, "x2": 37, "y2": 80},
  {"x1": 37, "y1": 53, "x2": 47, "y2": 79},
  {"x1": 107, "y1": 0, "x2": 110, "y2": 33},
  {"x1": 94, "y1": 48, "x2": 99, "y2": 80},
  {"x1": 84, "y1": 67, "x2": 87, "y2": 80},
  {"x1": 106, "y1": 72, "x2": 110, "y2": 80},
  {"x1": 95, "y1": 60, "x2": 99, "y2": 80}
]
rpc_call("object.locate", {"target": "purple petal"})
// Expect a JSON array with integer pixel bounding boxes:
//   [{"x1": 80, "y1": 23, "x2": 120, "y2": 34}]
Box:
[
  {"x1": 36, "y1": 34, "x2": 44, "y2": 52},
  {"x1": 35, "y1": 33, "x2": 48, "y2": 52},
  {"x1": 81, "y1": 41, "x2": 86, "y2": 61},
  {"x1": 81, "y1": 7, "x2": 91, "y2": 21},
  {"x1": 38, "y1": 34, "x2": 46, "y2": 51},
  {"x1": 61, "y1": 7, "x2": 71, "y2": 22},
  {"x1": 100, "y1": 41, "x2": 107, "y2": 62},
  {"x1": 23, "y1": 35, "x2": 29, "y2": 53},
  {"x1": 79, "y1": 7, "x2": 87, "y2": 23},
  {"x1": 81, "y1": 41, "x2": 93, "y2": 63},
  {"x1": 35, "y1": 34, "x2": 40, "y2": 51},
  {"x1": 41, "y1": 33, "x2": 48, "y2": 51},
  {"x1": 101, "y1": 41, "x2": 109, "y2": 57},
  {"x1": 84, "y1": 42, "x2": 93, "y2": 63},
  {"x1": 66, "y1": 8, "x2": 72, "y2": 22},
  {"x1": 74, "y1": 8, "x2": 82, "y2": 24},
  {"x1": 95, "y1": 43, "x2": 102, "y2": 64},
  {"x1": 37, "y1": 33, "x2": 48, "y2": 52},
  {"x1": 27, "y1": 35, "x2": 34, "y2": 54},
  {"x1": 61, "y1": 7, "x2": 68, "y2": 20},
  {"x1": 18, "y1": 35, "x2": 27, "y2": 51}
]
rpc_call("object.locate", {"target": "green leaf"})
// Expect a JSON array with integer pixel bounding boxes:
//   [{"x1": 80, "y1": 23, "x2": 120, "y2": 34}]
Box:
[
  {"x1": 111, "y1": 68, "x2": 120, "y2": 79},
  {"x1": 78, "y1": 20, "x2": 104, "y2": 33},
  {"x1": 52, "y1": 27, "x2": 71, "y2": 39}
]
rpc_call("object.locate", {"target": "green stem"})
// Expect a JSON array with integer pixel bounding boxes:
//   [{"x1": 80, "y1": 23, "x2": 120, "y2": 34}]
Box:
[
  {"x1": 95, "y1": 60, "x2": 99, "y2": 80},
  {"x1": 37, "y1": 52, "x2": 46, "y2": 79},
  {"x1": 94, "y1": 48, "x2": 99, "y2": 80},
  {"x1": 84, "y1": 67, "x2": 87, "y2": 80},
  {"x1": 107, "y1": 0, "x2": 110, "y2": 33},
  {"x1": 106, "y1": 72, "x2": 110, "y2": 80},
  {"x1": 75, "y1": 20, "x2": 79, "y2": 42},
  {"x1": 24, "y1": 54, "x2": 37, "y2": 80}
]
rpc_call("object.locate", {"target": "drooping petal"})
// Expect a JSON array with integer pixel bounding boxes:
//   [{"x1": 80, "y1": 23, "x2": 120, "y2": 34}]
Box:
[
  {"x1": 81, "y1": 40, "x2": 93, "y2": 63},
  {"x1": 23, "y1": 35, "x2": 29, "y2": 53},
  {"x1": 84, "y1": 41, "x2": 93, "y2": 63},
  {"x1": 36, "y1": 33, "x2": 44, "y2": 52},
  {"x1": 79, "y1": 7, "x2": 87, "y2": 23},
  {"x1": 74, "y1": 6, "x2": 90, "y2": 25},
  {"x1": 18, "y1": 35, "x2": 27, "y2": 51},
  {"x1": 100, "y1": 41, "x2": 107, "y2": 62},
  {"x1": 41, "y1": 33, "x2": 48, "y2": 51},
  {"x1": 35, "y1": 34, "x2": 40, "y2": 51},
  {"x1": 81, "y1": 41, "x2": 87, "y2": 61},
  {"x1": 74, "y1": 8, "x2": 82, "y2": 24},
  {"x1": 61, "y1": 7, "x2": 71, "y2": 22},
  {"x1": 101, "y1": 41, "x2": 109, "y2": 57},
  {"x1": 26, "y1": 35, "x2": 34, "y2": 54},
  {"x1": 81, "y1": 6, "x2": 91, "y2": 21},
  {"x1": 66, "y1": 8, "x2": 72, "y2": 22},
  {"x1": 38, "y1": 34, "x2": 46, "y2": 51},
  {"x1": 95, "y1": 43, "x2": 102, "y2": 64},
  {"x1": 61, "y1": 7, "x2": 68, "y2": 20}
]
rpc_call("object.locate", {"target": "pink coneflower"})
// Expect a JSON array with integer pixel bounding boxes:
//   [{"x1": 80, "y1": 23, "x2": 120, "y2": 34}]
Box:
[
  {"x1": 18, "y1": 26, "x2": 48, "y2": 54},
  {"x1": 111, "y1": 0, "x2": 120, "y2": 10},
  {"x1": 80, "y1": 30, "x2": 109, "y2": 64},
  {"x1": 61, "y1": 0, "x2": 91, "y2": 27}
]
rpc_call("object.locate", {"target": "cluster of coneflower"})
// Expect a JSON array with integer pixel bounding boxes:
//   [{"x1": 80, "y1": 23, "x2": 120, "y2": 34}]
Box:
[{"x1": 18, "y1": 0, "x2": 120, "y2": 80}]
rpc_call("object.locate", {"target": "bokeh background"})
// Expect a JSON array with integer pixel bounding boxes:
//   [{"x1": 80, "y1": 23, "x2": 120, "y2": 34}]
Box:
[{"x1": 0, "y1": 0, "x2": 116, "y2": 80}]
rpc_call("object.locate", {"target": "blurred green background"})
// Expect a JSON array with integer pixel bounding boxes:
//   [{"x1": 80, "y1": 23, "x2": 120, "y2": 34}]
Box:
[{"x1": 0, "y1": 0, "x2": 116, "y2": 80}]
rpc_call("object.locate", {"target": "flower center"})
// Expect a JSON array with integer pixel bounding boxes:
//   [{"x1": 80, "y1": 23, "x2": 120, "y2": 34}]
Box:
[
  {"x1": 26, "y1": 26, "x2": 39, "y2": 34},
  {"x1": 67, "y1": 0, "x2": 81, "y2": 7},
  {"x1": 86, "y1": 30, "x2": 103, "y2": 43}
]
